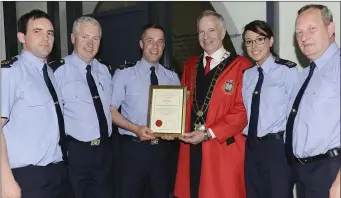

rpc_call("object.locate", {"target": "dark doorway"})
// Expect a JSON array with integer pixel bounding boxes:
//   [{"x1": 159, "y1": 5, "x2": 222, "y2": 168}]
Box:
[{"x1": 89, "y1": 2, "x2": 149, "y2": 72}]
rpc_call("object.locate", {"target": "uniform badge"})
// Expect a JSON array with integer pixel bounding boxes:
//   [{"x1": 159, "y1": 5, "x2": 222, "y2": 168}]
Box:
[{"x1": 222, "y1": 80, "x2": 234, "y2": 95}]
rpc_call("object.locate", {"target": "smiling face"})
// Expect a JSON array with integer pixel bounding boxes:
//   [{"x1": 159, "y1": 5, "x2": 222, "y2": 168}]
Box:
[
  {"x1": 72, "y1": 22, "x2": 101, "y2": 63},
  {"x1": 198, "y1": 15, "x2": 226, "y2": 55},
  {"x1": 17, "y1": 18, "x2": 54, "y2": 60},
  {"x1": 295, "y1": 8, "x2": 335, "y2": 61},
  {"x1": 244, "y1": 29, "x2": 273, "y2": 66},
  {"x1": 139, "y1": 27, "x2": 165, "y2": 65}
]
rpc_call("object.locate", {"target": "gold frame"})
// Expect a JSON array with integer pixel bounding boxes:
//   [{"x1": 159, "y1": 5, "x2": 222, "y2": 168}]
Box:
[{"x1": 147, "y1": 85, "x2": 187, "y2": 137}]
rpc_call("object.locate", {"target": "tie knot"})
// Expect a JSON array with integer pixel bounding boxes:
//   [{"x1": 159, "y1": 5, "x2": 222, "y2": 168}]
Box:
[
  {"x1": 257, "y1": 67, "x2": 263, "y2": 73},
  {"x1": 310, "y1": 62, "x2": 316, "y2": 70},
  {"x1": 150, "y1": 66, "x2": 156, "y2": 72},
  {"x1": 43, "y1": 63, "x2": 47, "y2": 71},
  {"x1": 205, "y1": 56, "x2": 213, "y2": 63},
  {"x1": 86, "y1": 65, "x2": 91, "y2": 71}
]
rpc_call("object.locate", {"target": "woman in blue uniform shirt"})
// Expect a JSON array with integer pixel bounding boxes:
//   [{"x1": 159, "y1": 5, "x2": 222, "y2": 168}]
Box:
[{"x1": 241, "y1": 20, "x2": 299, "y2": 198}]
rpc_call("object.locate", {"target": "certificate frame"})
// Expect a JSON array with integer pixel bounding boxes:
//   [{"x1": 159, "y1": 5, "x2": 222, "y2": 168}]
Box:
[{"x1": 147, "y1": 85, "x2": 187, "y2": 137}]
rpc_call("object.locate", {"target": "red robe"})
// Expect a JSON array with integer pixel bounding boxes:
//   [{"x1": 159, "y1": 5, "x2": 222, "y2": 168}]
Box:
[{"x1": 174, "y1": 55, "x2": 252, "y2": 198}]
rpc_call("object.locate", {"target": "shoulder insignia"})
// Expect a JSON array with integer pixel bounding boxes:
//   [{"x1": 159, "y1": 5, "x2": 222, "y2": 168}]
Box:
[
  {"x1": 49, "y1": 59, "x2": 65, "y2": 72},
  {"x1": 164, "y1": 66, "x2": 175, "y2": 72},
  {"x1": 98, "y1": 58, "x2": 112, "y2": 73},
  {"x1": 1, "y1": 56, "x2": 18, "y2": 68},
  {"x1": 275, "y1": 58, "x2": 297, "y2": 68},
  {"x1": 118, "y1": 61, "x2": 136, "y2": 70}
]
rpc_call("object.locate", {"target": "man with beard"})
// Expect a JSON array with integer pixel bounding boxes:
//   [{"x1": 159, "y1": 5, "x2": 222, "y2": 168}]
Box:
[
  {"x1": 174, "y1": 10, "x2": 252, "y2": 198},
  {"x1": 1, "y1": 9, "x2": 70, "y2": 198}
]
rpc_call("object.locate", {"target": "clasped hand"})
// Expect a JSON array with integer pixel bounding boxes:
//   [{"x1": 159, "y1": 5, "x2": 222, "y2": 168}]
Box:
[
  {"x1": 134, "y1": 125, "x2": 176, "y2": 141},
  {"x1": 179, "y1": 130, "x2": 205, "y2": 145}
]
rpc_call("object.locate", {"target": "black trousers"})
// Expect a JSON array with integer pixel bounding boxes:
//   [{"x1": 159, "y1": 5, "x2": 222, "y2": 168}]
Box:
[
  {"x1": 12, "y1": 162, "x2": 72, "y2": 198},
  {"x1": 110, "y1": 130, "x2": 121, "y2": 198},
  {"x1": 295, "y1": 154, "x2": 340, "y2": 198},
  {"x1": 245, "y1": 138, "x2": 294, "y2": 198},
  {"x1": 119, "y1": 135, "x2": 173, "y2": 198},
  {"x1": 67, "y1": 137, "x2": 113, "y2": 198}
]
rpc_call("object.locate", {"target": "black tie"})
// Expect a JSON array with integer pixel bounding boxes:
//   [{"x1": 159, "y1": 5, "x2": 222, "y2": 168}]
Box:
[
  {"x1": 86, "y1": 65, "x2": 109, "y2": 142},
  {"x1": 150, "y1": 66, "x2": 159, "y2": 85},
  {"x1": 42, "y1": 64, "x2": 68, "y2": 162},
  {"x1": 285, "y1": 62, "x2": 316, "y2": 163},
  {"x1": 246, "y1": 67, "x2": 264, "y2": 150}
]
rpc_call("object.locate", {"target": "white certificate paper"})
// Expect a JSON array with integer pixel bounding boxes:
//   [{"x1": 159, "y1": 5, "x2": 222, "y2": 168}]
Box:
[{"x1": 147, "y1": 86, "x2": 186, "y2": 137}]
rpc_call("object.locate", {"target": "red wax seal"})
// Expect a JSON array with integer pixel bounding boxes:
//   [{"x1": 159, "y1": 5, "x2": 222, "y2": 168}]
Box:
[{"x1": 155, "y1": 120, "x2": 163, "y2": 127}]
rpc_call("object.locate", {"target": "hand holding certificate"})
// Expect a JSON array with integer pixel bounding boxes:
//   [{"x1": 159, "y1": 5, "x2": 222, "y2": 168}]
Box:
[{"x1": 147, "y1": 85, "x2": 187, "y2": 138}]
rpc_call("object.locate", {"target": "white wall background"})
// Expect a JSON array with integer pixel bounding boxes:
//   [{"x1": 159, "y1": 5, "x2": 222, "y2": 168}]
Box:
[
  {"x1": 59, "y1": 2, "x2": 68, "y2": 57},
  {"x1": 212, "y1": 2, "x2": 267, "y2": 55}
]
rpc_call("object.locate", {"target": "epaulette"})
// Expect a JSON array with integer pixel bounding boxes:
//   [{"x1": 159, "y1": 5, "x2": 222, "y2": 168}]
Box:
[
  {"x1": 164, "y1": 66, "x2": 175, "y2": 72},
  {"x1": 49, "y1": 59, "x2": 65, "y2": 72},
  {"x1": 118, "y1": 61, "x2": 136, "y2": 70},
  {"x1": 98, "y1": 58, "x2": 112, "y2": 73},
  {"x1": 1, "y1": 56, "x2": 18, "y2": 68},
  {"x1": 275, "y1": 58, "x2": 297, "y2": 68}
]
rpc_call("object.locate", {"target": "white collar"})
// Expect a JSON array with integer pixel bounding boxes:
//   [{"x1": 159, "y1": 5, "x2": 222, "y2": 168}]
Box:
[{"x1": 204, "y1": 46, "x2": 229, "y2": 61}]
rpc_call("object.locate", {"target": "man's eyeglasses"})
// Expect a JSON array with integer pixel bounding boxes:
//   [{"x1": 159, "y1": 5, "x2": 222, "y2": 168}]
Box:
[{"x1": 244, "y1": 37, "x2": 267, "y2": 47}]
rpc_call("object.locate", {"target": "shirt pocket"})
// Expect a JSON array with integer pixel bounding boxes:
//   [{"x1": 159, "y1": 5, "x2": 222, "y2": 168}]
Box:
[
  {"x1": 23, "y1": 85, "x2": 52, "y2": 107},
  {"x1": 310, "y1": 86, "x2": 339, "y2": 99},
  {"x1": 266, "y1": 82, "x2": 286, "y2": 101},
  {"x1": 62, "y1": 81, "x2": 92, "y2": 104},
  {"x1": 242, "y1": 82, "x2": 254, "y2": 105},
  {"x1": 126, "y1": 83, "x2": 147, "y2": 96}
]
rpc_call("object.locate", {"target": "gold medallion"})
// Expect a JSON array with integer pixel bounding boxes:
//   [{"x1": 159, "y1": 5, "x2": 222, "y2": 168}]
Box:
[{"x1": 196, "y1": 111, "x2": 204, "y2": 117}]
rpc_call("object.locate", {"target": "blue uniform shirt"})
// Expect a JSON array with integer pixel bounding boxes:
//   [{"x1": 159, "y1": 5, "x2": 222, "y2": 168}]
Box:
[
  {"x1": 1, "y1": 50, "x2": 63, "y2": 168},
  {"x1": 289, "y1": 42, "x2": 340, "y2": 158},
  {"x1": 111, "y1": 58, "x2": 180, "y2": 136},
  {"x1": 54, "y1": 52, "x2": 112, "y2": 142},
  {"x1": 242, "y1": 55, "x2": 300, "y2": 137}
]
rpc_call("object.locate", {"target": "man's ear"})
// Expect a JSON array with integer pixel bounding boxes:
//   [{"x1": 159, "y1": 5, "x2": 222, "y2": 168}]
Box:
[
  {"x1": 221, "y1": 28, "x2": 226, "y2": 41},
  {"x1": 71, "y1": 33, "x2": 76, "y2": 44},
  {"x1": 139, "y1": 40, "x2": 143, "y2": 50},
  {"x1": 17, "y1": 32, "x2": 26, "y2": 44},
  {"x1": 269, "y1": 36, "x2": 274, "y2": 47},
  {"x1": 327, "y1": 22, "x2": 335, "y2": 38}
]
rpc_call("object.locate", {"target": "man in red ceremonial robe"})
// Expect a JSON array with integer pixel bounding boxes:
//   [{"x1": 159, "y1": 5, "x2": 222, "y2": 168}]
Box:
[{"x1": 174, "y1": 10, "x2": 252, "y2": 198}]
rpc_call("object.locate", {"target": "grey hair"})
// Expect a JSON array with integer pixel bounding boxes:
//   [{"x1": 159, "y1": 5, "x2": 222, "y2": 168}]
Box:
[
  {"x1": 72, "y1": 16, "x2": 102, "y2": 37},
  {"x1": 298, "y1": 4, "x2": 333, "y2": 25},
  {"x1": 197, "y1": 10, "x2": 226, "y2": 31}
]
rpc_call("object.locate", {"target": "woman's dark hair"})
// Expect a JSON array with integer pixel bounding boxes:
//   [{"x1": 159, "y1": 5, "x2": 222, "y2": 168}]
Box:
[{"x1": 242, "y1": 20, "x2": 278, "y2": 58}]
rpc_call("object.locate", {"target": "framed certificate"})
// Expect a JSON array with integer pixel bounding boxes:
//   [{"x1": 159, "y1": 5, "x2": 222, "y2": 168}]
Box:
[{"x1": 147, "y1": 85, "x2": 187, "y2": 137}]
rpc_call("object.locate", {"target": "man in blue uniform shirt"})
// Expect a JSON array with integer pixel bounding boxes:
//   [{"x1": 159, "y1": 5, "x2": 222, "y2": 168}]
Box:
[
  {"x1": 53, "y1": 16, "x2": 113, "y2": 198},
  {"x1": 1, "y1": 9, "x2": 70, "y2": 198},
  {"x1": 110, "y1": 24, "x2": 180, "y2": 198},
  {"x1": 285, "y1": 4, "x2": 340, "y2": 198}
]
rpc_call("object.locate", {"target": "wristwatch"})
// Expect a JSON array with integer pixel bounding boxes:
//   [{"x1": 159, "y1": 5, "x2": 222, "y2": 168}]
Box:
[{"x1": 203, "y1": 129, "x2": 210, "y2": 142}]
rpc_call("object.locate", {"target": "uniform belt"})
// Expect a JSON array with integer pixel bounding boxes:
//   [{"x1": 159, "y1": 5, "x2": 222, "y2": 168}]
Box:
[
  {"x1": 67, "y1": 135, "x2": 112, "y2": 146},
  {"x1": 257, "y1": 131, "x2": 284, "y2": 141},
  {"x1": 295, "y1": 148, "x2": 341, "y2": 164},
  {"x1": 120, "y1": 134, "x2": 165, "y2": 145}
]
